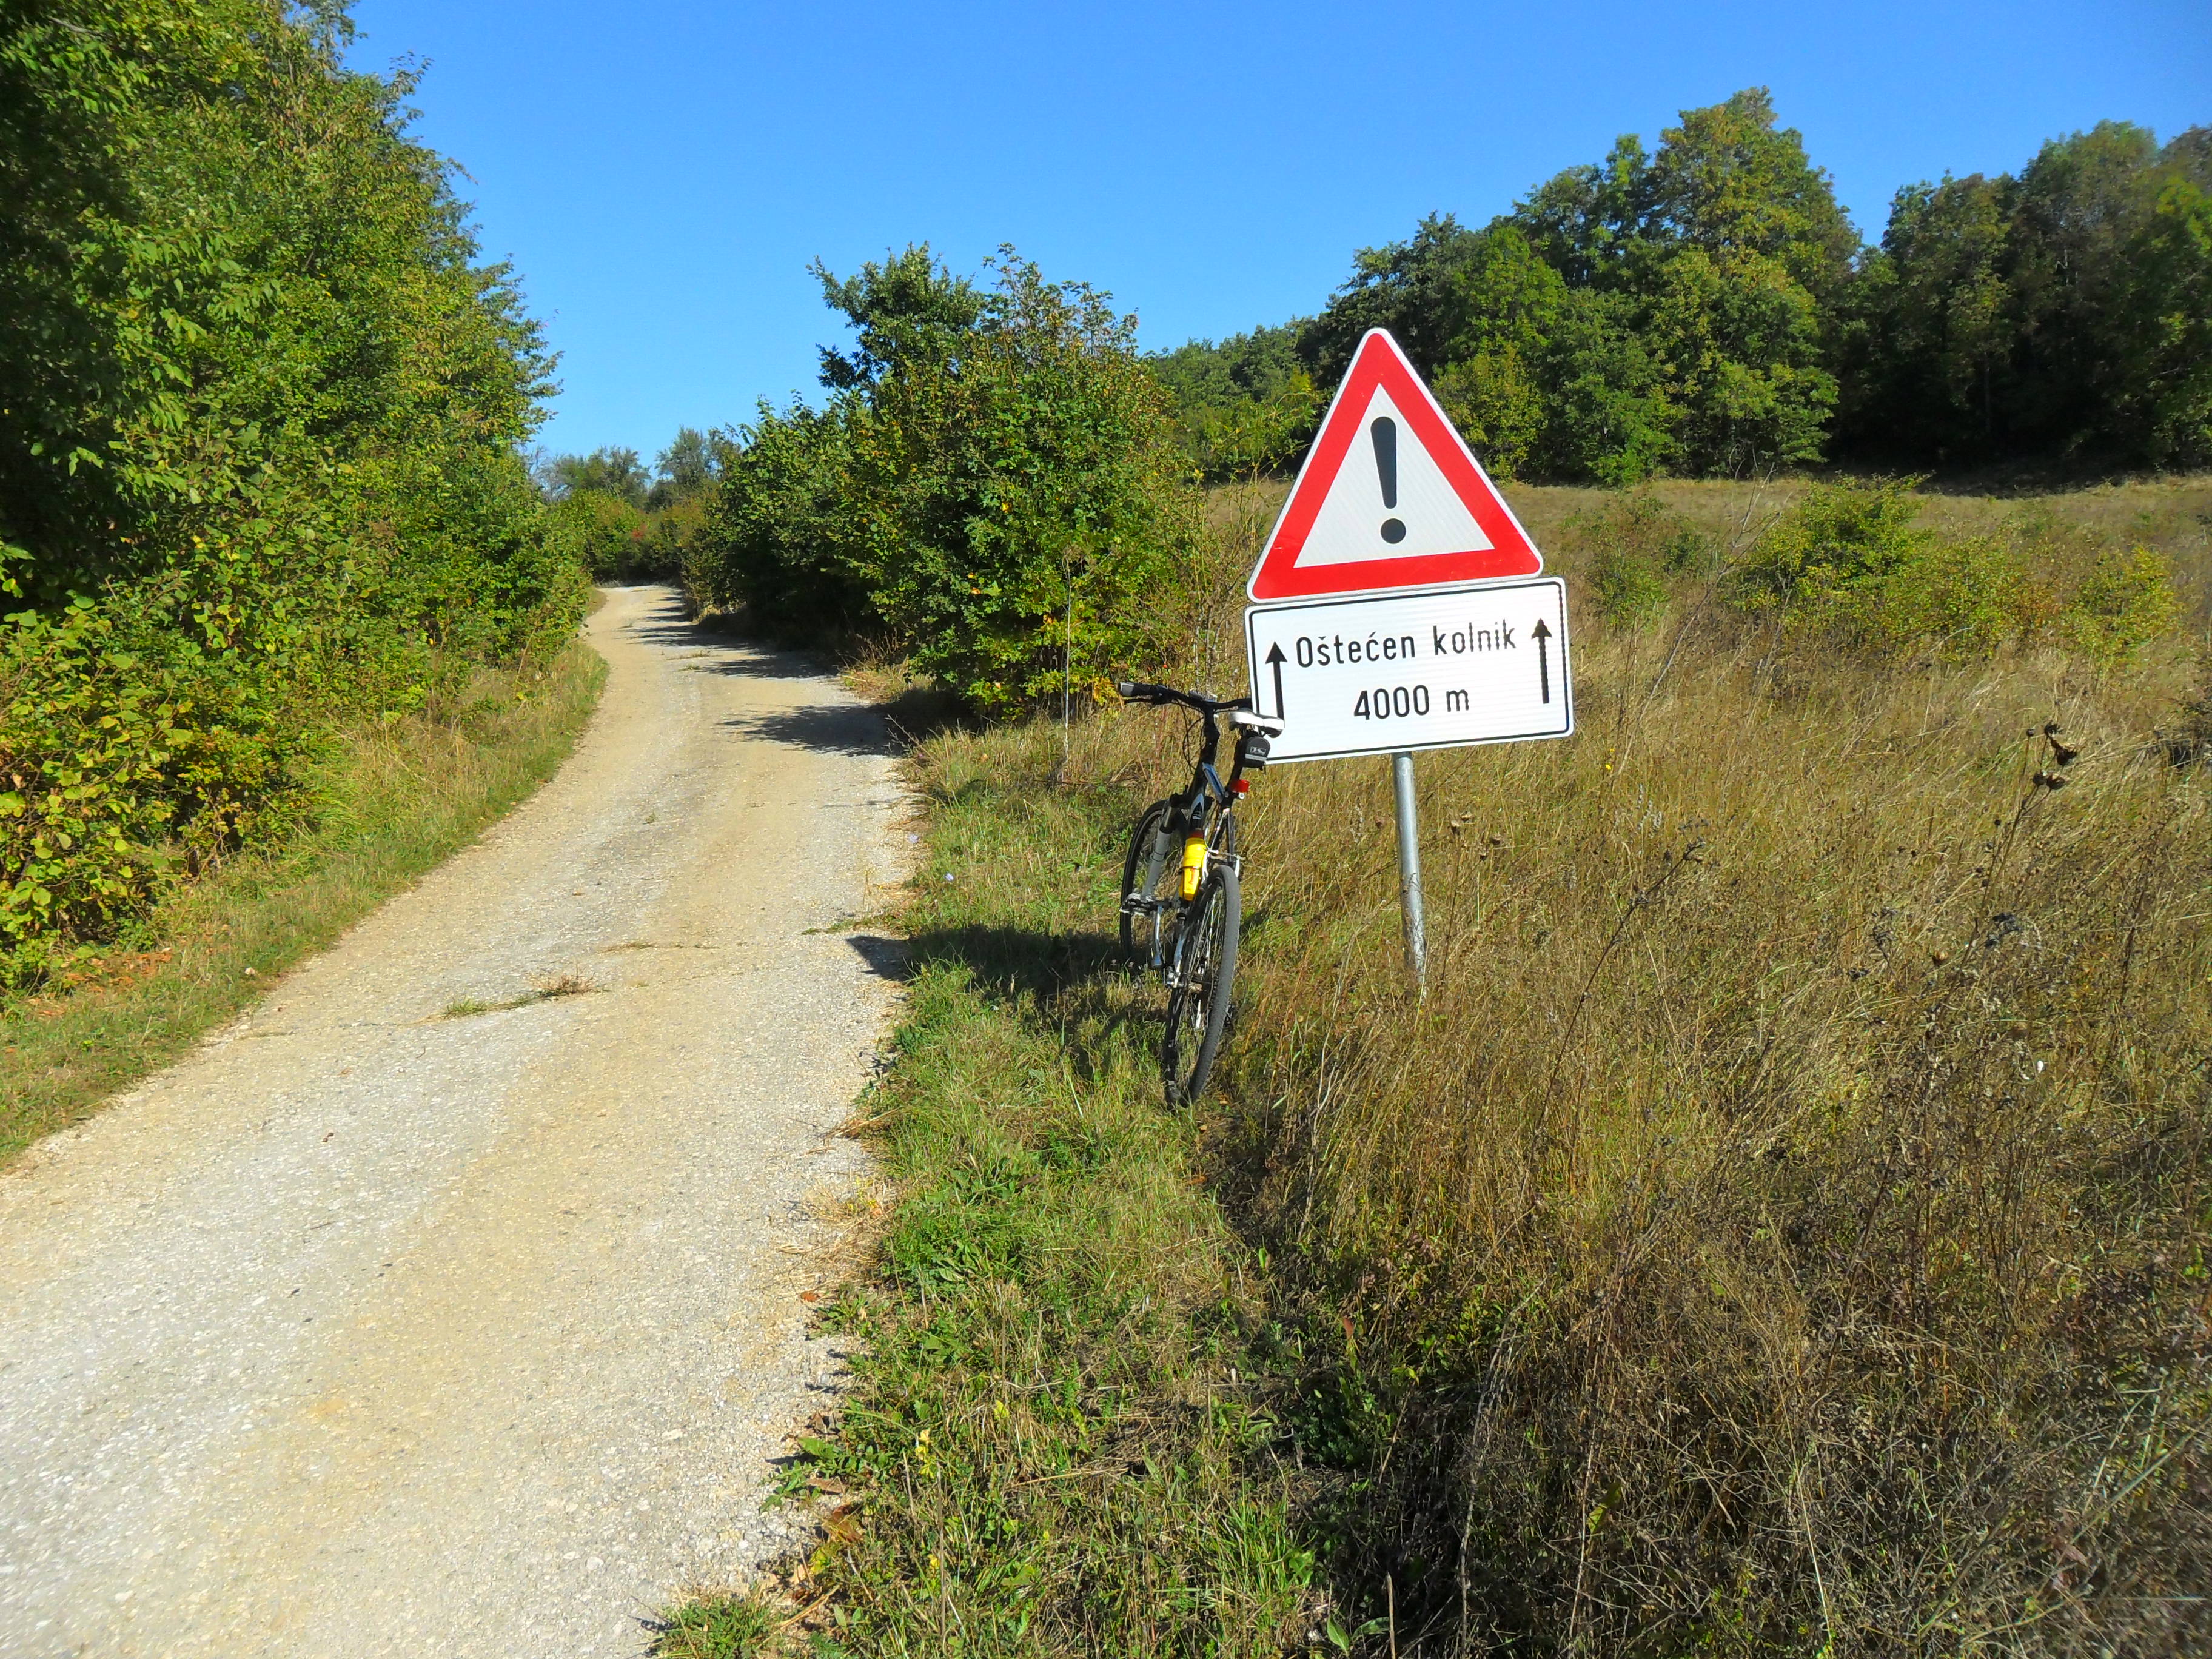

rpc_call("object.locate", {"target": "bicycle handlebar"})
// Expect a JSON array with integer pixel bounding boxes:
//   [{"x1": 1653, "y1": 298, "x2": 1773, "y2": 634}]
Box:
[{"x1": 1114, "y1": 680, "x2": 1250, "y2": 716}]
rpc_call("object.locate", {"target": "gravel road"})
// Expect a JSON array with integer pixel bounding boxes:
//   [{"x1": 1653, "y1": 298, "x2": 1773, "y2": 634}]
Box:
[{"x1": 0, "y1": 586, "x2": 907, "y2": 1657}]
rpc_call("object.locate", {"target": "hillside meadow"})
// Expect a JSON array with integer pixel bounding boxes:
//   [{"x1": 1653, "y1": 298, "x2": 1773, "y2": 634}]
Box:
[
  {"x1": 679, "y1": 472, "x2": 2212, "y2": 1658},
  {"x1": 1197, "y1": 474, "x2": 2212, "y2": 1652}
]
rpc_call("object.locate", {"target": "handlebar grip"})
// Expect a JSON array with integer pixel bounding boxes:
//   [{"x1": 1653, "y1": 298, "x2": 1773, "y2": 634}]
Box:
[{"x1": 1113, "y1": 680, "x2": 1137, "y2": 698}]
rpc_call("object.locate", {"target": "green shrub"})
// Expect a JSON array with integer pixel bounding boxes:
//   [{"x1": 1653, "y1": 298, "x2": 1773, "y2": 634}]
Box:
[
  {"x1": 1588, "y1": 543, "x2": 1669, "y2": 628},
  {"x1": 1730, "y1": 477, "x2": 1932, "y2": 608},
  {"x1": 1772, "y1": 528, "x2": 2053, "y2": 658},
  {"x1": 1566, "y1": 487, "x2": 1711, "y2": 628},
  {"x1": 2062, "y1": 545, "x2": 2182, "y2": 666},
  {"x1": 1148, "y1": 322, "x2": 1321, "y2": 483},
  {"x1": 1849, "y1": 531, "x2": 2051, "y2": 655},
  {"x1": 0, "y1": 1, "x2": 579, "y2": 985},
  {"x1": 541, "y1": 433, "x2": 719, "y2": 585},
  {"x1": 0, "y1": 594, "x2": 295, "y2": 982},
  {"x1": 690, "y1": 402, "x2": 866, "y2": 636},
  {"x1": 1177, "y1": 367, "x2": 1324, "y2": 481},
  {"x1": 550, "y1": 489, "x2": 652, "y2": 580},
  {"x1": 692, "y1": 247, "x2": 1195, "y2": 714},
  {"x1": 1728, "y1": 482, "x2": 2185, "y2": 666}
]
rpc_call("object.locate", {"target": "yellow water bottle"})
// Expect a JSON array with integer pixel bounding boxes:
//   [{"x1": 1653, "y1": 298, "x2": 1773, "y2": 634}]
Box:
[{"x1": 1181, "y1": 834, "x2": 1207, "y2": 900}]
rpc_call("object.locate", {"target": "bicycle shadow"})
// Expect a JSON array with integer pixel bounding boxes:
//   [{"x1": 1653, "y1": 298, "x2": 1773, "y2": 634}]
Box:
[
  {"x1": 850, "y1": 917, "x2": 1171, "y2": 1094},
  {"x1": 846, "y1": 908, "x2": 1278, "y2": 1030},
  {"x1": 846, "y1": 923, "x2": 1124, "y2": 1004}
]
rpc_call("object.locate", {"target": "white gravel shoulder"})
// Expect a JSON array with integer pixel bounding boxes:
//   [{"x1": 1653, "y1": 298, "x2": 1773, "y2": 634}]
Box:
[{"x1": 0, "y1": 586, "x2": 908, "y2": 1658}]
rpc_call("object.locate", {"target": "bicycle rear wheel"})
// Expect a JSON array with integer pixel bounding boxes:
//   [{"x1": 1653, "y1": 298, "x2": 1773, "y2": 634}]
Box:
[
  {"x1": 1119, "y1": 797, "x2": 1179, "y2": 964},
  {"x1": 1161, "y1": 859, "x2": 1239, "y2": 1104}
]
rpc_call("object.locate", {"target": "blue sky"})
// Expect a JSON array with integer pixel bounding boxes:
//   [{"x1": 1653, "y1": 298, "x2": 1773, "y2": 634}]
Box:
[{"x1": 345, "y1": 0, "x2": 2208, "y2": 464}]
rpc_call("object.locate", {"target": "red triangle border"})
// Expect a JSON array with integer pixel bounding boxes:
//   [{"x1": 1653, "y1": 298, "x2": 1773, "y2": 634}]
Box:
[{"x1": 1247, "y1": 329, "x2": 1543, "y2": 602}]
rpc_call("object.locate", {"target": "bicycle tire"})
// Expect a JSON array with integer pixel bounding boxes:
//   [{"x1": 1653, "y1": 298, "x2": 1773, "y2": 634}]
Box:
[
  {"x1": 1161, "y1": 859, "x2": 1239, "y2": 1105},
  {"x1": 1119, "y1": 797, "x2": 1179, "y2": 962}
]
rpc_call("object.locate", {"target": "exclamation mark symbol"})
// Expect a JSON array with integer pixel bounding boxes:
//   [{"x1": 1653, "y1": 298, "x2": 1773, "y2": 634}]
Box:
[{"x1": 1372, "y1": 417, "x2": 1405, "y2": 545}]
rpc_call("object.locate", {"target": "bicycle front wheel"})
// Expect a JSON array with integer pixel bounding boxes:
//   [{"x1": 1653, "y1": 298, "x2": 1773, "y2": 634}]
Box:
[
  {"x1": 1119, "y1": 797, "x2": 1179, "y2": 964},
  {"x1": 1161, "y1": 859, "x2": 1239, "y2": 1105}
]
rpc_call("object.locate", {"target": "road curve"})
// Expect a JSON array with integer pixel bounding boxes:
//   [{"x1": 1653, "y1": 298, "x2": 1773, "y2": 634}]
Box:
[{"x1": 0, "y1": 587, "x2": 905, "y2": 1657}]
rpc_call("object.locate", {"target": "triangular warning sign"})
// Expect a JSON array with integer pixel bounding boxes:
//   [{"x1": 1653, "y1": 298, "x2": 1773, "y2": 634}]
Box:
[{"x1": 1247, "y1": 329, "x2": 1542, "y2": 602}]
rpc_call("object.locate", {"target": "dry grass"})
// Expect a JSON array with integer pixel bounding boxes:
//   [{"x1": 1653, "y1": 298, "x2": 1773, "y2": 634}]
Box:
[
  {"x1": 665, "y1": 475, "x2": 2210, "y2": 1655},
  {"x1": 0, "y1": 643, "x2": 605, "y2": 1163},
  {"x1": 438, "y1": 973, "x2": 600, "y2": 1019},
  {"x1": 940, "y1": 475, "x2": 2212, "y2": 1654},
  {"x1": 1218, "y1": 633, "x2": 2210, "y2": 1654}
]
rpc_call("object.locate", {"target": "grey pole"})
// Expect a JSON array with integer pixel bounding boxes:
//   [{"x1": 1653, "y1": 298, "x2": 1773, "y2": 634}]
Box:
[{"x1": 1392, "y1": 751, "x2": 1427, "y2": 992}]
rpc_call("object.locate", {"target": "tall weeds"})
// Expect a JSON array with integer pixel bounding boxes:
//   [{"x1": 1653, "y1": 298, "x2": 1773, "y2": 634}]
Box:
[{"x1": 1199, "y1": 546, "x2": 2212, "y2": 1652}]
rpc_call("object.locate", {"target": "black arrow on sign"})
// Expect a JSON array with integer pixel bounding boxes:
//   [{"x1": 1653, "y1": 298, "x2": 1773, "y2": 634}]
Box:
[
  {"x1": 1532, "y1": 618, "x2": 1552, "y2": 705},
  {"x1": 1264, "y1": 642, "x2": 1287, "y2": 719}
]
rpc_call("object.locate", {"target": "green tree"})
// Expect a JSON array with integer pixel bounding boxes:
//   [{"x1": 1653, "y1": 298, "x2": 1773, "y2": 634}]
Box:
[
  {"x1": 1640, "y1": 89, "x2": 1860, "y2": 299},
  {"x1": 1836, "y1": 174, "x2": 2016, "y2": 460},
  {"x1": 1535, "y1": 292, "x2": 1678, "y2": 482},
  {"x1": 1839, "y1": 121, "x2": 2212, "y2": 468},
  {"x1": 2006, "y1": 122, "x2": 2167, "y2": 451},
  {"x1": 1633, "y1": 241, "x2": 1835, "y2": 472},
  {"x1": 1512, "y1": 90, "x2": 1855, "y2": 300},
  {"x1": 696, "y1": 401, "x2": 865, "y2": 634},
  {"x1": 694, "y1": 246, "x2": 1192, "y2": 712},
  {"x1": 1149, "y1": 324, "x2": 1319, "y2": 480},
  {"x1": 813, "y1": 246, "x2": 984, "y2": 392},
  {"x1": 1150, "y1": 323, "x2": 1307, "y2": 414},
  {"x1": 549, "y1": 489, "x2": 649, "y2": 580},
  {"x1": 1297, "y1": 214, "x2": 1490, "y2": 386},
  {"x1": 551, "y1": 447, "x2": 649, "y2": 505},
  {"x1": 0, "y1": 0, "x2": 578, "y2": 981},
  {"x1": 1512, "y1": 134, "x2": 1653, "y2": 290},
  {"x1": 2121, "y1": 173, "x2": 2212, "y2": 465},
  {"x1": 1298, "y1": 90, "x2": 1851, "y2": 482},
  {"x1": 1430, "y1": 226, "x2": 1566, "y2": 480},
  {"x1": 648, "y1": 427, "x2": 717, "y2": 508},
  {"x1": 1508, "y1": 89, "x2": 1848, "y2": 476},
  {"x1": 838, "y1": 249, "x2": 1190, "y2": 711}
]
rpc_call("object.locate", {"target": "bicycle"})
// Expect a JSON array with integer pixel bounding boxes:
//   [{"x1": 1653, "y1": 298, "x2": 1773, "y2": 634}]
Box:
[{"x1": 1113, "y1": 680, "x2": 1281, "y2": 1103}]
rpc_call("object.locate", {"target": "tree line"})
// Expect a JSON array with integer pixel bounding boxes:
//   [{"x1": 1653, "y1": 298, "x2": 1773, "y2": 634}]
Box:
[
  {"x1": 636, "y1": 89, "x2": 2203, "y2": 723},
  {"x1": 0, "y1": 1, "x2": 581, "y2": 985},
  {"x1": 534, "y1": 430, "x2": 723, "y2": 583},
  {"x1": 1155, "y1": 90, "x2": 2210, "y2": 482}
]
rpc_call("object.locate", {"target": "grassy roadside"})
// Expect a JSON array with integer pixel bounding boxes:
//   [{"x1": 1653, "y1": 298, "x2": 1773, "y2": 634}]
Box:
[
  {"x1": 0, "y1": 641, "x2": 605, "y2": 1164},
  {"x1": 663, "y1": 720, "x2": 1341, "y2": 1658},
  {"x1": 668, "y1": 474, "x2": 2212, "y2": 1657}
]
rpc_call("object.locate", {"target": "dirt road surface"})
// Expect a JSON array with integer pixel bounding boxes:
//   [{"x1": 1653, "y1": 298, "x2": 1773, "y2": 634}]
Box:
[{"x1": 0, "y1": 587, "x2": 906, "y2": 1657}]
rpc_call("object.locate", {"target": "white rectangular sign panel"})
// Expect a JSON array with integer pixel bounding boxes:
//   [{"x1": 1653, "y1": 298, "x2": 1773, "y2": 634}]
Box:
[{"x1": 1244, "y1": 577, "x2": 1572, "y2": 763}]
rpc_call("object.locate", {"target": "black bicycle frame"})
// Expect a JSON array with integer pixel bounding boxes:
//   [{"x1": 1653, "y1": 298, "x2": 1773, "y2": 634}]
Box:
[{"x1": 1118, "y1": 682, "x2": 1262, "y2": 843}]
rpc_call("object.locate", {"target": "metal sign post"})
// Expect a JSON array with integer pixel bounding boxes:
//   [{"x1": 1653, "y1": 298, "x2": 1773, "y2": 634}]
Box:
[{"x1": 1392, "y1": 752, "x2": 1426, "y2": 991}]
